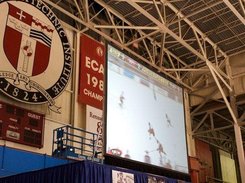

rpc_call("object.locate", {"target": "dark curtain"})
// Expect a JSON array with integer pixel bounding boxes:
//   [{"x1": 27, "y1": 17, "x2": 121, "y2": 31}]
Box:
[
  {"x1": 0, "y1": 161, "x2": 107, "y2": 183},
  {"x1": 0, "y1": 160, "x2": 188, "y2": 183}
]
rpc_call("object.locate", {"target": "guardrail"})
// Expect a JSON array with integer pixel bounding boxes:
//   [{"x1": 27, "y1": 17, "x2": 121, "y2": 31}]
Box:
[
  {"x1": 52, "y1": 125, "x2": 102, "y2": 163},
  {"x1": 206, "y1": 176, "x2": 230, "y2": 183}
]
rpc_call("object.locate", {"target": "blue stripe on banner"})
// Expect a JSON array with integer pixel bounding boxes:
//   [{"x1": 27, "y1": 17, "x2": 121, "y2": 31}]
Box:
[
  {"x1": 31, "y1": 29, "x2": 51, "y2": 43},
  {"x1": 30, "y1": 29, "x2": 51, "y2": 47},
  {"x1": 123, "y1": 69, "x2": 134, "y2": 79}
]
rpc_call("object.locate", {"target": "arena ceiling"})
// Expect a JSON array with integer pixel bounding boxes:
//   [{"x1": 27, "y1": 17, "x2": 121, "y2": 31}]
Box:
[{"x1": 43, "y1": 0, "x2": 245, "y2": 154}]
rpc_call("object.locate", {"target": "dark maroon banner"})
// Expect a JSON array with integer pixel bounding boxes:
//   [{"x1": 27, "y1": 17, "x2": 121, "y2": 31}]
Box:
[
  {"x1": 78, "y1": 34, "x2": 105, "y2": 109},
  {"x1": 0, "y1": 101, "x2": 44, "y2": 148}
]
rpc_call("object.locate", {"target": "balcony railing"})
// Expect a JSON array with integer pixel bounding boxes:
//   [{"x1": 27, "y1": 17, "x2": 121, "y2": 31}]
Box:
[{"x1": 206, "y1": 176, "x2": 231, "y2": 183}]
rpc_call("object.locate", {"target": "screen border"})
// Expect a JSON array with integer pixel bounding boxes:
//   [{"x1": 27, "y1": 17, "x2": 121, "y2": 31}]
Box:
[{"x1": 103, "y1": 43, "x2": 190, "y2": 179}]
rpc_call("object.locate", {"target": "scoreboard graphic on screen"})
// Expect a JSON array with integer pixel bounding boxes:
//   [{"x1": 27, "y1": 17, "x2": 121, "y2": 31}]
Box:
[{"x1": 0, "y1": 101, "x2": 44, "y2": 148}]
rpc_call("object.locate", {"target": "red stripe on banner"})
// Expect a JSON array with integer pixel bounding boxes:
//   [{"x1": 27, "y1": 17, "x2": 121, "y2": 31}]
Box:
[
  {"x1": 3, "y1": 27, "x2": 22, "y2": 69},
  {"x1": 32, "y1": 42, "x2": 50, "y2": 76},
  {"x1": 78, "y1": 34, "x2": 105, "y2": 109},
  {"x1": 8, "y1": 3, "x2": 32, "y2": 26}
]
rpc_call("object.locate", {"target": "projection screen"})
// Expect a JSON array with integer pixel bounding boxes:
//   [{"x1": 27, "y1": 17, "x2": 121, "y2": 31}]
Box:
[{"x1": 105, "y1": 44, "x2": 189, "y2": 174}]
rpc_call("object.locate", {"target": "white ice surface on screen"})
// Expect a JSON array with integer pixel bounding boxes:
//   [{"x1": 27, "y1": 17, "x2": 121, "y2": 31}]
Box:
[{"x1": 106, "y1": 46, "x2": 189, "y2": 174}]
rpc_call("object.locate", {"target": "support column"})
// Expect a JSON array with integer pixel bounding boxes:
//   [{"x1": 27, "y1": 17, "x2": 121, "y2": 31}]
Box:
[
  {"x1": 185, "y1": 89, "x2": 199, "y2": 182},
  {"x1": 225, "y1": 57, "x2": 245, "y2": 182},
  {"x1": 184, "y1": 89, "x2": 196, "y2": 156},
  {"x1": 73, "y1": 32, "x2": 86, "y2": 129},
  {"x1": 206, "y1": 58, "x2": 245, "y2": 182}
]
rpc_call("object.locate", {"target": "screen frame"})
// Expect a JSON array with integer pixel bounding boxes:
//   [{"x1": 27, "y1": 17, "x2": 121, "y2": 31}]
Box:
[{"x1": 103, "y1": 43, "x2": 190, "y2": 178}]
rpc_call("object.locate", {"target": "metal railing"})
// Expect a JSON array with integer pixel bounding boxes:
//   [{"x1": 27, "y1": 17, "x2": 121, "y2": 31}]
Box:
[
  {"x1": 52, "y1": 125, "x2": 102, "y2": 162},
  {"x1": 206, "y1": 176, "x2": 230, "y2": 183}
]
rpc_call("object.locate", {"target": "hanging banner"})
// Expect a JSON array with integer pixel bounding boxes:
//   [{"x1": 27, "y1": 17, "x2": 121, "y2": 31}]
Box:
[
  {"x1": 78, "y1": 34, "x2": 105, "y2": 110},
  {"x1": 0, "y1": 1, "x2": 72, "y2": 114},
  {"x1": 86, "y1": 105, "x2": 103, "y2": 154}
]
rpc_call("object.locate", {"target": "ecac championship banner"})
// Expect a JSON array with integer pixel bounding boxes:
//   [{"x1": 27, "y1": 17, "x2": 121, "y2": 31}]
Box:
[{"x1": 78, "y1": 34, "x2": 105, "y2": 109}]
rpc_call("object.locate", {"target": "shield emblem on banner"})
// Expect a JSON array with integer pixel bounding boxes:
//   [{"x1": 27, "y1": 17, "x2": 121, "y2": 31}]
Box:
[{"x1": 3, "y1": 3, "x2": 53, "y2": 77}]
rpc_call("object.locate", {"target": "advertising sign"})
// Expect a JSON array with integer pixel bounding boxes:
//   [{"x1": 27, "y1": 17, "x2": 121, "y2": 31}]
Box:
[{"x1": 112, "y1": 170, "x2": 134, "y2": 183}]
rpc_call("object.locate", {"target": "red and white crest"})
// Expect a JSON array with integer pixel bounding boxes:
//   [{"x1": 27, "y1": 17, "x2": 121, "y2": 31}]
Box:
[
  {"x1": 0, "y1": 0, "x2": 72, "y2": 113},
  {"x1": 3, "y1": 3, "x2": 53, "y2": 77}
]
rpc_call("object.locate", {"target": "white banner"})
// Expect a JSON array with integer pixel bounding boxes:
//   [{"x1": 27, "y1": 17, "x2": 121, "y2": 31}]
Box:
[{"x1": 86, "y1": 105, "x2": 103, "y2": 154}]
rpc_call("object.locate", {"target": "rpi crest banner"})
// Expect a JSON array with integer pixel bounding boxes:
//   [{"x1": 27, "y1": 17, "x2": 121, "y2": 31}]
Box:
[
  {"x1": 0, "y1": 0, "x2": 72, "y2": 113},
  {"x1": 78, "y1": 34, "x2": 105, "y2": 110}
]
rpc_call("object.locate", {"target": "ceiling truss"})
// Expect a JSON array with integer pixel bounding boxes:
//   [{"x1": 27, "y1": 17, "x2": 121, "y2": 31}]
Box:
[{"x1": 43, "y1": 0, "x2": 245, "y2": 179}]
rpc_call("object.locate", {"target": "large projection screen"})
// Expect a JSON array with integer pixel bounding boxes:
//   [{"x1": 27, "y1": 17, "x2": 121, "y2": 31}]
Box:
[{"x1": 105, "y1": 44, "x2": 189, "y2": 174}]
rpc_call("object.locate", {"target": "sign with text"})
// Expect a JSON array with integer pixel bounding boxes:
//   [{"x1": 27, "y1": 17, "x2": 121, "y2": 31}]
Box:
[
  {"x1": 78, "y1": 34, "x2": 105, "y2": 109},
  {"x1": 0, "y1": 101, "x2": 44, "y2": 148},
  {"x1": 0, "y1": 1, "x2": 72, "y2": 113},
  {"x1": 112, "y1": 170, "x2": 134, "y2": 183},
  {"x1": 86, "y1": 105, "x2": 103, "y2": 154}
]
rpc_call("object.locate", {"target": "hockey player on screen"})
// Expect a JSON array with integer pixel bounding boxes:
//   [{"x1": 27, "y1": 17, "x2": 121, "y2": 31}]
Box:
[
  {"x1": 119, "y1": 91, "x2": 125, "y2": 108},
  {"x1": 144, "y1": 150, "x2": 151, "y2": 164},
  {"x1": 153, "y1": 86, "x2": 157, "y2": 100},
  {"x1": 157, "y1": 140, "x2": 166, "y2": 157},
  {"x1": 165, "y1": 113, "x2": 173, "y2": 127},
  {"x1": 148, "y1": 122, "x2": 155, "y2": 139}
]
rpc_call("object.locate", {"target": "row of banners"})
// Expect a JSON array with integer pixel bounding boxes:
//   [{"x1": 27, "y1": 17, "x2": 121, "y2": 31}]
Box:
[
  {"x1": 78, "y1": 34, "x2": 105, "y2": 151},
  {"x1": 78, "y1": 34, "x2": 105, "y2": 110}
]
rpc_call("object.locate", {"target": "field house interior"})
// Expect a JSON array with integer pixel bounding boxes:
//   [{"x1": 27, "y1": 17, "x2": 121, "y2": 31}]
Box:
[{"x1": 1, "y1": 0, "x2": 245, "y2": 183}]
